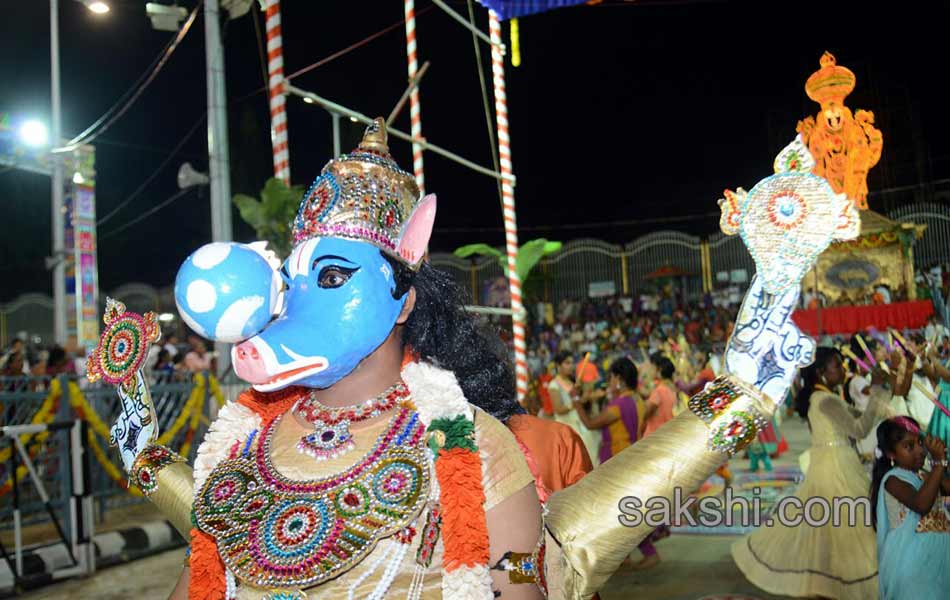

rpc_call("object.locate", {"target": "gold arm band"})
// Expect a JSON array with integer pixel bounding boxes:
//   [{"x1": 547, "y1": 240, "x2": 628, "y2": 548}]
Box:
[
  {"x1": 148, "y1": 461, "x2": 195, "y2": 538},
  {"x1": 544, "y1": 375, "x2": 772, "y2": 599},
  {"x1": 130, "y1": 445, "x2": 195, "y2": 538}
]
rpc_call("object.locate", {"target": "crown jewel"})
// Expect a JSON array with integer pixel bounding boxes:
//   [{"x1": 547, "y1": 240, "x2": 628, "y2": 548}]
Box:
[{"x1": 291, "y1": 118, "x2": 424, "y2": 266}]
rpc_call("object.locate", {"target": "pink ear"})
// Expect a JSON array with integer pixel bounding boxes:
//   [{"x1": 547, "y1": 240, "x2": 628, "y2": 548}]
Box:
[{"x1": 397, "y1": 194, "x2": 437, "y2": 265}]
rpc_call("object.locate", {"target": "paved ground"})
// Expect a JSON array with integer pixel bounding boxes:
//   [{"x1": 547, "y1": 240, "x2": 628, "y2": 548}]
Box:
[
  {"x1": 600, "y1": 411, "x2": 806, "y2": 600},
  {"x1": 15, "y1": 547, "x2": 184, "y2": 600},
  {"x1": 18, "y1": 412, "x2": 811, "y2": 600}
]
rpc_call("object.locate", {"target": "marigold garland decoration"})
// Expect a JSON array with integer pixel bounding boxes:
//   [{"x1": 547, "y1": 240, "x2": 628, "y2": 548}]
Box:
[
  {"x1": 433, "y1": 447, "x2": 490, "y2": 570},
  {"x1": 189, "y1": 528, "x2": 227, "y2": 600}
]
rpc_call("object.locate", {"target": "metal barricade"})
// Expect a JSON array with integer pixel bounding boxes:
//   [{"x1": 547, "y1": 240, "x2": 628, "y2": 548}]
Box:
[
  {"x1": 0, "y1": 418, "x2": 95, "y2": 588},
  {"x1": 0, "y1": 372, "x2": 214, "y2": 530}
]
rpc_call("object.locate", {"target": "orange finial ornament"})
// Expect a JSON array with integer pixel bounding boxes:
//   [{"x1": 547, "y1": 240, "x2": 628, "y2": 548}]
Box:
[{"x1": 796, "y1": 51, "x2": 883, "y2": 210}]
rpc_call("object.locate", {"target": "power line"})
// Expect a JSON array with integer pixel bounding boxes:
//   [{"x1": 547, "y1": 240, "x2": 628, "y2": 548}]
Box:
[
  {"x1": 99, "y1": 187, "x2": 196, "y2": 241},
  {"x1": 233, "y1": 5, "x2": 437, "y2": 104},
  {"x1": 58, "y1": 2, "x2": 201, "y2": 151},
  {"x1": 434, "y1": 211, "x2": 722, "y2": 233},
  {"x1": 91, "y1": 4, "x2": 440, "y2": 237},
  {"x1": 250, "y1": 1, "x2": 270, "y2": 93},
  {"x1": 91, "y1": 135, "x2": 205, "y2": 160},
  {"x1": 285, "y1": 5, "x2": 435, "y2": 81},
  {"x1": 96, "y1": 114, "x2": 207, "y2": 226},
  {"x1": 467, "y1": 0, "x2": 503, "y2": 209}
]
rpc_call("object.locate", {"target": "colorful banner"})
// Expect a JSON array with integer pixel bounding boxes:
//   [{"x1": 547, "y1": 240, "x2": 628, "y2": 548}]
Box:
[
  {"x1": 73, "y1": 183, "x2": 99, "y2": 353},
  {"x1": 64, "y1": 145, "x2": 99, "y2": 353}
]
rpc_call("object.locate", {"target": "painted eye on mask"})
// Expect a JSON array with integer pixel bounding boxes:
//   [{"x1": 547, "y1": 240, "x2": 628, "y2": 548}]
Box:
[{"x1": 317, "y1": 265, "x2": 358, "y2": 289}]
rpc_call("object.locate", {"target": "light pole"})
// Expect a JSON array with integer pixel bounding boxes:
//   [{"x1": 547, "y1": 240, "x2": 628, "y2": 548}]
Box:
[
  {"x1": 50, "y1": 0, "x2": 66, "y2": 346},
  {"x1": 48, "y1": 0, "x2": 110, "y2": 347},
  {"x1": 204, "y1": 0, "x2": 232, "y2": 244},
  {"x1": 203, "y1": 0, "x2": 233, "y2": 378}
]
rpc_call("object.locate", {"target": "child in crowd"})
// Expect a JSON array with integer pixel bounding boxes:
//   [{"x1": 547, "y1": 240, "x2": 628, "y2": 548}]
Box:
[{"x1": 871, "y1": 416, "x2": 950, "y2": 599}]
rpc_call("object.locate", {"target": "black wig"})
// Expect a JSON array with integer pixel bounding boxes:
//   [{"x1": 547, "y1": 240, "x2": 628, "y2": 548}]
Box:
[{"x1": 385, "y1": 255, "x2": 522, "y2": 422}]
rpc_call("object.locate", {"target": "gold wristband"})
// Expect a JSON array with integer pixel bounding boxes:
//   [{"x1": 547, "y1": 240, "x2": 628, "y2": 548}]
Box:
[
  {"x1": 688, "y1": 375, "x2": 772, "y2": 457},
  {"x1": 130, "y1": 444, "x2": 186, "y2": 496}
]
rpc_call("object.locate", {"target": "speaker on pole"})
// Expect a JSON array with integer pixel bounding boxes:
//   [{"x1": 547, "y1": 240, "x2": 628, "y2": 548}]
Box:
[{"x1": 177, "y1": 162, "x2": 210, "y2": 189}]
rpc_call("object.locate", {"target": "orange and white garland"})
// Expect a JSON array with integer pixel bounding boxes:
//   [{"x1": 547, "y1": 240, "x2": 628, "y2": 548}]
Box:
[
  {"x1": 403, "y1": 361, "x2": 493, "y2": 599},
  {"x1": 190, "y1": 361, "x2": 493, "y2": 599}
]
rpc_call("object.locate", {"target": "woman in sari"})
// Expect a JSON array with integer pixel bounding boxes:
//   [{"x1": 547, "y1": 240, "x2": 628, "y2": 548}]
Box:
[
  {"x1": 574, "y1": 356, "x2": 662, "y2": 569},
  {"x1": 548, "y1": 351, "x2": 600, "y2": 465}
]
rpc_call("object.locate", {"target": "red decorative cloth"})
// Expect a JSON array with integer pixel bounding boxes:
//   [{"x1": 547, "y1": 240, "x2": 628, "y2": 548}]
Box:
[{"x1": 792, "y1": 300, "x2": 934, "y2": 336}]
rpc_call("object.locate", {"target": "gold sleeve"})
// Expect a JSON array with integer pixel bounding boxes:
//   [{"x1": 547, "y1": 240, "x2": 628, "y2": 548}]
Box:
[
  {"x1": 130, "y1": 444, "x2": 195, "y2": 538},
  {"x1": 474, "y1": 408, "x2": 535, "y2": 511},
  {"x1": 544, "y1": 375, "x2": 773, "y2": 599}
]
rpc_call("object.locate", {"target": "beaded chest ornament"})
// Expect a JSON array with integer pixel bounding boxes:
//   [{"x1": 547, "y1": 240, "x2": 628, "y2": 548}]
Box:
[
  {"x1": 292, "y1": 382, "x2": 410, "y2": 461},
  {"x1": 193, "y1": 400, "x2": 429, "y2": 590}
]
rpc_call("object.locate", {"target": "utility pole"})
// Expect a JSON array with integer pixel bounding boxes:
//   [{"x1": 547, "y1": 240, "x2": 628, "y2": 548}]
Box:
[
  {"x1": 204, "y1": 0, "x2": 232, "y2": 378},
  {"x1": 50, "y1": 0, "x2": 66, "y2": 346},
  {"x1": 204, "y1": 0, "x2": 232, "y2": 244}
]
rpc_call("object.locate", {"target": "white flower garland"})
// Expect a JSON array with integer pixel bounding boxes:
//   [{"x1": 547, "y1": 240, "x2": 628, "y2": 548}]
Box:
[{"x1": 193, "y1": 401, "x2": 261, "y2": 495}]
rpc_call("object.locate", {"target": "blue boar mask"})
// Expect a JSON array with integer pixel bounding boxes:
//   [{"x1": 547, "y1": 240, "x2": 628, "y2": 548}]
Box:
[{"x1": 232, "y1": 237, "x2": 408, "y2": 392}]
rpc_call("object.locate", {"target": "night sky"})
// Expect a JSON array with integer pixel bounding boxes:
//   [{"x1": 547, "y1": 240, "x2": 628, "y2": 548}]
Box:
[{"x1": 2, "y1": 0, "x2": 949, "y2": 301}]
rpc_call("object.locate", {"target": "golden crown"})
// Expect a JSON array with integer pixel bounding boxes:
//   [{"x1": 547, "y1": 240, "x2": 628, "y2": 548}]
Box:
[
  {"x1": 291, "y1": 118, "x2": 422, "y2": 264},
  {"x1": 804, "y1": 52, "x2": 856, "y2": 106}
]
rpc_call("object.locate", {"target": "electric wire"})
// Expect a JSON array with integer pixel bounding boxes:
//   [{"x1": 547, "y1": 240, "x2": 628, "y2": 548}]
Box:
[
  {"x1": 96, "y1": 114, "x2": 206, "y2": 226},
  {"x1": 57, "y1": 2, "x2": 201, "y2": 151},
  {"x1": 466, "y1": 0, "x2": 503, "y2": 208},
  {"x1": 99, "y1": 187, "x2": 195, "y2": 241},
  {"x1": 93, "y1": 4, "x2": 437, "y2": 238},
  {"x1": 233, "y1": 5, "x2": 437, "y2": 104},
  {"x1": 251, "y1": 1, "x2": 270, "y2": 93}
]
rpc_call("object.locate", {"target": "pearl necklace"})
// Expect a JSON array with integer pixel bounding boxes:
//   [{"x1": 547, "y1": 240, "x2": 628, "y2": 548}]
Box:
[{"x1": 293, "y1": 382, "x2": 410, "y2": 460}]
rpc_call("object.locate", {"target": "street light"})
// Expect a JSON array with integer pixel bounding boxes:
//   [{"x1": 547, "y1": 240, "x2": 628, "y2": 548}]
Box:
[
  {"x1": 18, "y1": 120, "x2": 49, "y2": 147},
  {"x1": 83, "y1": 1, "x2": 110, "y2": 14}
]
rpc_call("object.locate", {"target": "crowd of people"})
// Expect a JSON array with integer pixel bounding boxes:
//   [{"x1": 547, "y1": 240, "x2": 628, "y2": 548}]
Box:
[
  {"x1": 0, "y1": 332, "x2": 218, "y2": 393},
  {"x1": 4, "y1": 282, "x2": 950, "y2": 596},
  {"x1": 516, "y1": 290, "x2": 950, "y2": 593}
]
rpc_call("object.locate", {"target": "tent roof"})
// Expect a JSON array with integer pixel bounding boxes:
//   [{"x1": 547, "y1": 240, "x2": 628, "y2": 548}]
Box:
[{"x1": 858, "y1": 209, "x2": 927, "y2": 237}]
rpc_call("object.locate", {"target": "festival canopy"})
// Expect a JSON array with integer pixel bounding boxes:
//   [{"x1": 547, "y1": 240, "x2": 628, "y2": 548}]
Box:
[{"x1": 477, "y1": 0, "x2": 590, "y2": 20}]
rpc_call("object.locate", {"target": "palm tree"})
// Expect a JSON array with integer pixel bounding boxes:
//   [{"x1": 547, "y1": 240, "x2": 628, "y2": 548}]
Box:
[
  {"x1": 453, "y1": 239, "x2": 562, "y2": 285},
  {"x1": 232, "y1": 177, "x2": 304, "y2": 258}
]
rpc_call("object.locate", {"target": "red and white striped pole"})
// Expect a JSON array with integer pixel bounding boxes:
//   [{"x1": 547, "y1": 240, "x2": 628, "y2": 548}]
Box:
[
  {"x1": 404, "y1": 0, "x2": 425, "y2": 193},
  {"x1": 489, "y1": 11, "x2": 527, "y2": 402},
  {"x1": 265, "y1": 0, "x2": 290, "y2": 185}
]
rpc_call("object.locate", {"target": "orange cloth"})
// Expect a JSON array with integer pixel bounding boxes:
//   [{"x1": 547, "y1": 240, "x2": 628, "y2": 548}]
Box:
[
  {"x1": 507, "y1": 414, "x2": 593, "y2": 493},
  {"x1": 643, "y1": 383, "x2": 676, "y2": 438},
  {"x1": 537, "y1": 373, "x2": 554, "y2": 416},
  {"x1": 575, "y1": 361, "x2": 599, "y2": 384}
]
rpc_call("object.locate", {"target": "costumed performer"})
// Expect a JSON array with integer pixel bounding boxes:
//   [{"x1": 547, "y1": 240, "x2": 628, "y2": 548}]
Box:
[
  {"x1": 921, "y1": 347, "x2": 950, "y2": 448},
  {"x1": 732, "y1": 347, "x2": 908, "y2": 599},
  {"x1": 91, "y1": 123, "x2": 862, "y2": 600}
]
